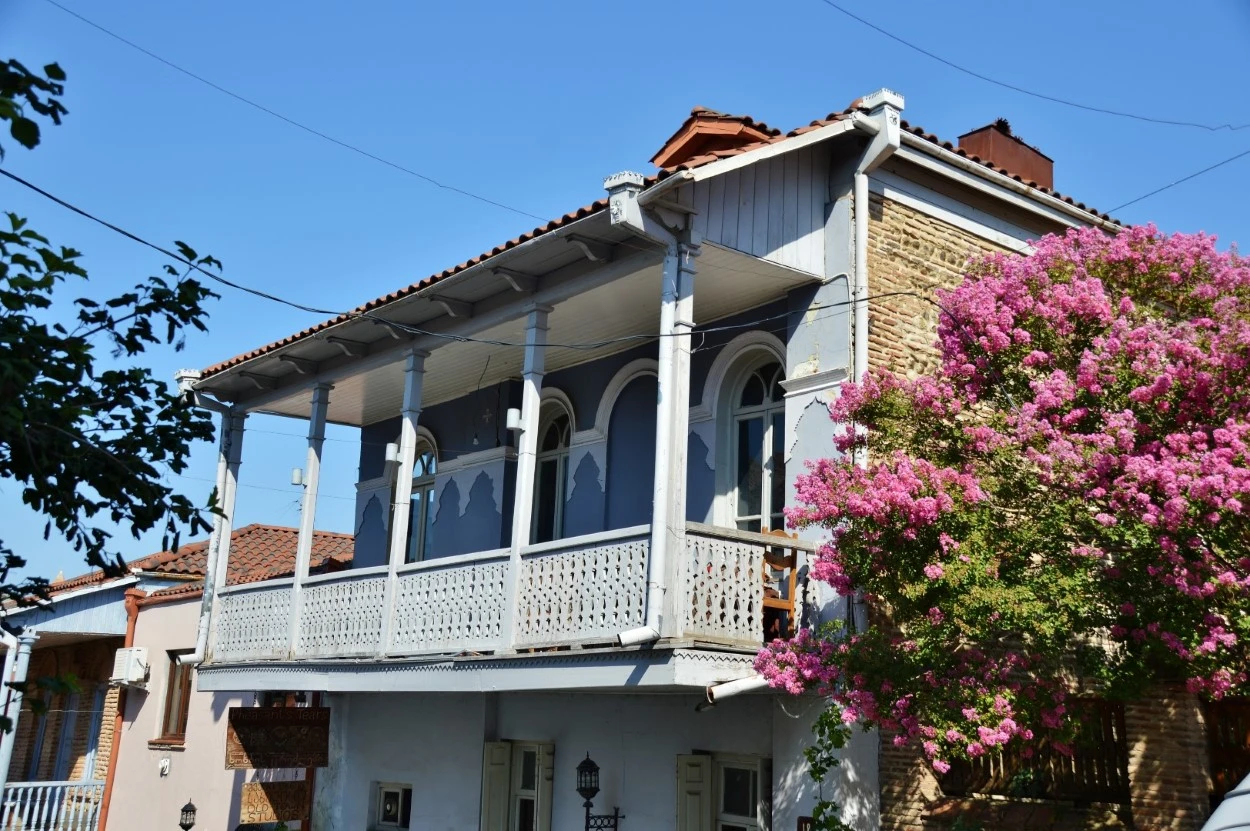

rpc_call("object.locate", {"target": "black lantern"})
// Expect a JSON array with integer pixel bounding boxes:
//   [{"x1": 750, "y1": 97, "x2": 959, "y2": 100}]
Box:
[
  {"x1": 576, "y1": 753, "x2": 600, "y2": 804},
  {"x1": 178, "y1": 800, "x2": 197, "y2": 830},
  {"x1": 575, "y1": 753, "x2": 622, "y2": 831}
]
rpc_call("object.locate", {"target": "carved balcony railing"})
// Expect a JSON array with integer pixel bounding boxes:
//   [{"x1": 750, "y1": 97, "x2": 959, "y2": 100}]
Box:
[
  {"x1": 514, "y1": 525, "x2": 650, "y2": 648},
  {"x1": 209, "y1": 522, "x2": 811, "y2": 665},
  {"x1": 683, "y1": 522, "x2": 815, "y2": 648}
]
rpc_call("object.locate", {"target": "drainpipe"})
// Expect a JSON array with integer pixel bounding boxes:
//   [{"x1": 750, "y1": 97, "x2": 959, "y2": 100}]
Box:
[
  {"x1": 172, "y1": 372, "x2": 240, "y2": 666},
  {"x1": 606, "y1": 172, "x2": 687, "y2": 647},
  {"x1": 0, "y1": 632, "x2": 37, "y2": 788},
  {"x1": 850, "y1": 90, "x2": 904, "y2": 399},
  {"x1": 98, "y1": 588, "x2": 144, "y2": 831},
  {"x1": 695, "y1": 675, "x2": 770, "y2": 711}
]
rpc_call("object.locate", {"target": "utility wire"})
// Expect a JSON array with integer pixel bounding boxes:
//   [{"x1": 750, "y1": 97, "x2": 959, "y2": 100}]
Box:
[
  {"x1": 1107, "y1": 147, "x2": 1250, "y2": 213},
  {"x1": 811, "y1": 0, "x2": 1250, "y2": 133},
  {"x1": 0, "y1": 164, "x2": 889, "y2": 353},
  {"x1": 40, "y1": 0, "x2": 548, "y2": 222}
]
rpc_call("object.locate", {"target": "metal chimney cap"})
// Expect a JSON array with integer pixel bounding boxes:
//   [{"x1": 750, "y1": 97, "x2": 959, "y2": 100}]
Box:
[
  {"x1": 859, "y1": 88, "x2": 905, "y2": 113},
  {"x1": 603, "y1": 171, "x2": 646, "y2": 192}
]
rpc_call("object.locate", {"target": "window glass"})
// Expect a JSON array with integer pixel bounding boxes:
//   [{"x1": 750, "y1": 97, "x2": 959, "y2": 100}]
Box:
[
  {"x1": 404, "y1": 442, "x2": 437, "y2": 563},
  {"x1": 532, "y1": 404, "x2": 571, "y2": 544},
  {"x1": 735, "y1": 418, "x2": 763, "y2": 530}
]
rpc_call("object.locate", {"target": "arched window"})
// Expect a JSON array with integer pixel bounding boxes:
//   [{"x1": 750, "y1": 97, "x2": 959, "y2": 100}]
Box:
[
  {"x1": 731, "y1": 361, "x2": 785, "y2": 533},
  {"x1": 389, "y1": 436, "x2": 437, "y2": 563},
  {"x1": 405, "y1": 442, "x2": 438, "y2": 562},
  {"x1": 531, "y1": 403, "x2": 571, "y2": 544}
]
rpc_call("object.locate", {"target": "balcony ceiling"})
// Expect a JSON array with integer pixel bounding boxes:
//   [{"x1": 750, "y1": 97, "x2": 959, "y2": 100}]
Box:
[{"x1": 219, "y1": 240, "x2": 817, "y2": 426}]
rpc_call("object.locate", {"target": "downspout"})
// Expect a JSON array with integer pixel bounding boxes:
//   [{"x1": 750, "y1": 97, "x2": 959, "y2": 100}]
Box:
[
  {"x1": 695, "y1": 675, "x2": 770, "y2": 711},
  {"x1": 98, "y1": 588, "x2": 144, "y2": 831},
  {"x1": 172, "y1": 373, "x2": 234, "y2": 666},
  {"x1": 851, "y1": 90, "x2": 904, "y2": 397},
  {"x1": 605, "y1": 172, "x2": 683, "y2": 647}
]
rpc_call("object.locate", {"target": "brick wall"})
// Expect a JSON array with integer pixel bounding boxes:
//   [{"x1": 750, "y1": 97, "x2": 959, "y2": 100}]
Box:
[
  {"x1": 862, "y1": 196, "x2": 1212, "y2": 829},
  {"x1": 1123, "y1": 686, "x2": 1210, "y2": 831},
  {"x1": 7, "y1": 638, "x2": 122, "y2": 783},
  {"x1": 864, "y1": 192, "x2": 1005, "y2": 378}
]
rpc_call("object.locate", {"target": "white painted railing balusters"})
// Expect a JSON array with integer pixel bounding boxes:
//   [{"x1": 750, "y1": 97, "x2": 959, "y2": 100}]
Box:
[{"x1": 0, "y1": 781, "x2": 105, "y2": 831}]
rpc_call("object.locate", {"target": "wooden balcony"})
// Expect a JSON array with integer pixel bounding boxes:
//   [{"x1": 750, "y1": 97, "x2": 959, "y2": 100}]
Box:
[{"x1": 210, "y1": 525, "x2": 813, "y2": 666}]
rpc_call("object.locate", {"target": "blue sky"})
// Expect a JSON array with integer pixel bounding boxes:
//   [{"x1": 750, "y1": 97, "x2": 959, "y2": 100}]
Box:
[{"x1": 2, "y1": 0, "x2": 1247, "y2": 581}]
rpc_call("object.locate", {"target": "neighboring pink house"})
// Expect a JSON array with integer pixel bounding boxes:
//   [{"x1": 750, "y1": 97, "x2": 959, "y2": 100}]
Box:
[
  {"x1": 3, "y1": 525, "x2": 351, "y2": 831},
  {"x1": 107, "y1": 524, "x2": 351, "y2": 831}
]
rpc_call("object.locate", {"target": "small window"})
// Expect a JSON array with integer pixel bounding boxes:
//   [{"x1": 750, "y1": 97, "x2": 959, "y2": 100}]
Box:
[
  {"x1": 676, "y1": 754, "x2": 771, "y2": 831},
  {"x1": 374, "y1": 783, "x2": 412, "y2": 829},
  {"x1": 159, "y1": 650, "x2": 194, "y2": 744},
  {"x1": 480, "y1": 741, "x2": 554, "y2": 831}
]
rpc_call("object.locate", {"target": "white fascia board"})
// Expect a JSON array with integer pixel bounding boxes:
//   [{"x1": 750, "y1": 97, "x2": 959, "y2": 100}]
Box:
[
  {"x1": 684, "y1": 119, "x2": 861, "y2": 183},
  {"x1": 869, "y1": 171, "x2": 1036, "y2": 253},
  {"x1": 194, "y1": 647, "x2": 762, "y2": 694},
  {"x1": 3, "y1": 575, "x2": 139, "y2": 618},
  {"x1": 896, "y1": 136, "x2": 1119, "y2": 231}
]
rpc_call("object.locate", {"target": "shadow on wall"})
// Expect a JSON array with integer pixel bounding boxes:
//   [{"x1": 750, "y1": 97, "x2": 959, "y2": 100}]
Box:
[
  {"x1": 431, "y1": 471, "x2": 503, "y2": 557},
  {"x1": 354, "y1": 494, "x2": 387, "y2": 569},
  {"x1": 687, "y1": 430, "x2": 714, "y2": 523},
  {"x1": 565, "y1": 452, "x2": 605, "y2": 537}
]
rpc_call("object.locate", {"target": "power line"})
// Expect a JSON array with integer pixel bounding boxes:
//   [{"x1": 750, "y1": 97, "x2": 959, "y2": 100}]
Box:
[
  {"x1": 0, "y1": 164, "x2": 885, "y2": 352},
  {"x1": 810, "y1": 0, "x2": 1250, "y2": 133},
  {"x1": 40, "y1": 0, "x2": 548, "y2": 222},
  {"x1": 1107, "y1": 147, "x2": 1250, "y2": 213}
]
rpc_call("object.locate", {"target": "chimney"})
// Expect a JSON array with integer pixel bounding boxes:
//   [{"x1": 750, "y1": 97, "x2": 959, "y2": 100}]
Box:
[{"x1": 957, "y1": 118, "x2": 1053, "y2": 190}]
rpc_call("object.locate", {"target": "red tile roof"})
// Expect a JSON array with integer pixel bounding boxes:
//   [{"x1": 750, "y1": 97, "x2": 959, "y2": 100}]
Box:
[
  {"x1": 199, "y1": 99, "x2": 1116, "y2": 381},
  {"x1": 47, "y1": 524, "x2": 353, "y2": 598}
]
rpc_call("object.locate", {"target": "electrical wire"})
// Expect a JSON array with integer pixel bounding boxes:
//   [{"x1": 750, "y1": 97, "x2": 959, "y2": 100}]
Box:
[
  {"x1": 40, "y1": 0, "x2": 548, "y2": 222},
  {"x1": 0, "y1": 163, "x2": 917, "y2": 353},
  {"x1": 1107, "y1": 147, "x2": 1250, "y2": 213},
  {"x1": 811, "y1": 0, "x2": 1250, "y2": 133}
]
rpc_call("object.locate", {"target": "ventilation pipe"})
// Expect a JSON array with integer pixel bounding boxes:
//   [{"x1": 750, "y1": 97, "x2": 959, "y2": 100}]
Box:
[
  {"x1": 606, "y1": 172, "x2": 685, "y2": 647},
  {"x1": 173, "y1": 370, "x2": 235, "y2": 666}
]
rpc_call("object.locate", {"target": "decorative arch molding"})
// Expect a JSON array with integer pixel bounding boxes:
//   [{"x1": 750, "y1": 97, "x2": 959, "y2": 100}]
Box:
[
  {"x1": 584, "y1": 358, "x2": 660, "y2": 445},
  {"x1": 689, "y1": 330, "x2": 787, "y2": 424},
  {"x1": 538, "y1": 386, "x2": 576, "y2": 428}
]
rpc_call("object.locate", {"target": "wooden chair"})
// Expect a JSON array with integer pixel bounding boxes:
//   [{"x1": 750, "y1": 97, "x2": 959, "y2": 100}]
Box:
[{"x1": 761, "y1": 528, "x2": 799, "y2": 639}]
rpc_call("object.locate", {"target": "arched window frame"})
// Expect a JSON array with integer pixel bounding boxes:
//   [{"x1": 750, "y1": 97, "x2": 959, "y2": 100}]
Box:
[
  {"x1": 728, "y1": 361, "x2": 786, "y2": 533},
  {"x1": 705, "y1": 334, "x2": 787, "y2": 530},
  {"x1": 389, "y1": 427, "x2": 438, "y2": 563},
  {"x1": 531, "y1": 393, "x2": 573, "y2": 544}
]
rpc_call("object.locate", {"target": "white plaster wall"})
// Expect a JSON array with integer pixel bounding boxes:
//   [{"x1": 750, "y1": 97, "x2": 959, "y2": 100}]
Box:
[
  {"x1": 314, "y1": 689, "x2": 871, "y2": 831},
  {"x1": 110, "y1": 596, "x2": 256, "y2": 831}
]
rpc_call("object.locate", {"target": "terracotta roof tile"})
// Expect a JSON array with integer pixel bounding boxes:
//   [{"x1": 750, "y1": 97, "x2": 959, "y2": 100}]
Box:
[{"x1": 47, "y1": 524, "x2": 354, "y2": 596}]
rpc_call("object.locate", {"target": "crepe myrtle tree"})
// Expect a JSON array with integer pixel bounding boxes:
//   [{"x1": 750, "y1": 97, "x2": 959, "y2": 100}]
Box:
[
  {"x1": 1, "y1": 59, "x2": 219, "y2": 650},
  {"x1": 756, "y1": 225, "x2": 1250, "y2": 824}
]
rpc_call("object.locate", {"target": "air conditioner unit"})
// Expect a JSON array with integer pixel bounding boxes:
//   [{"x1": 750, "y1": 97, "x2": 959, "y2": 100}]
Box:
[{"x1": 110, "y1": 647, "x2": 149, "y2": 689}]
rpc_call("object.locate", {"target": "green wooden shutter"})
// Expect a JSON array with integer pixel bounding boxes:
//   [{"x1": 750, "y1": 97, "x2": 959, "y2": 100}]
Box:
[
  {"x1": 676, "y1": 755, "x2": 713, "y2": 831},
  {"x1": 480, "y1": 741, "x2": 512, "y2": 831}
]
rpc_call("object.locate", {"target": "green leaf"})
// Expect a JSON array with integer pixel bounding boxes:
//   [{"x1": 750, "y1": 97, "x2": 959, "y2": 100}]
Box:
[
  {"x1": 42, "y1": 63, "x2": 66, "y2": 82},
  {"x1": 9, "y1": 117, "x2": 39, "y2": 150}
]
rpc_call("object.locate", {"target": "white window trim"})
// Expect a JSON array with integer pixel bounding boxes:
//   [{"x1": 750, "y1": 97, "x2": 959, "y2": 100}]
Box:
[{"x1": 715, "y1": 355, "x2": 786, "y2": 530}]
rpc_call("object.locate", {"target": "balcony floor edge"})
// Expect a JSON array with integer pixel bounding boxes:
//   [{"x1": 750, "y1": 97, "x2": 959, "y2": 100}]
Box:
[{"x1": 196, "y1": 645, "x2": 760, "y2": 694}]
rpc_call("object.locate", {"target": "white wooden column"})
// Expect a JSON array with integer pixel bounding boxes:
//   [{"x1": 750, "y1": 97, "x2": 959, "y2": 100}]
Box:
[
  {"x1": 288, "y1": 383, "x2": 331, "y2": 656},
  {"x1": 212, "y1": 411, "x2": 248, "y2": 597},
  {"x1": 378, "y1": 350, "x2": 428, "y2": 655},
  {"x1": 662, "y1": 240, "x2": 700, "y2": 636},
  {"x1": 503, "y1": 305, "x2": 550, "y2": 649}
]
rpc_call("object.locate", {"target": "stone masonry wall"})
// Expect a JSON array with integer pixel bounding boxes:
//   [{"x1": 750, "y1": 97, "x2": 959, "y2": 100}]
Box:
[{"x1": 864, "y1": 192, "x2": 1004, "y2": 378}]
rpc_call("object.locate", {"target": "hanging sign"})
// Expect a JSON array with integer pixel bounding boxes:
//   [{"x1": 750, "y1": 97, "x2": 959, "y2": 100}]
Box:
[{"x1": 225, "y1": 706, "x2": 330, "y2": 769}]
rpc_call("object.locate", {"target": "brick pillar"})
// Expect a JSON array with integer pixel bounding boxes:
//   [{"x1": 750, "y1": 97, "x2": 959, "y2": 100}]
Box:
[
  {"x1": 880, "y1": 733, "x2": 942, "y2": 831},
  {"x1": 1123, "y1": 684, "x2": 1210, "y2": 831}
]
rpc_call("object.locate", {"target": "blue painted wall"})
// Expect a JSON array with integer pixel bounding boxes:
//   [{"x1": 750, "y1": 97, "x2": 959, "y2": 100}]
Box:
[{"x1": 605, "y1": 375, "x2": 657, "y2": 529}]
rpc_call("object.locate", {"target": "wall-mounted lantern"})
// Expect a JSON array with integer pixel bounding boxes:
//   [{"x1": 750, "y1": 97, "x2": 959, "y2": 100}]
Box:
[
  {"x1": 178, "y1": 799, "x2": 197, "y2": 830},
  {"x1": 576, "y1": 753, "x2": 622, "y2": 831}
]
